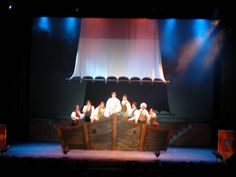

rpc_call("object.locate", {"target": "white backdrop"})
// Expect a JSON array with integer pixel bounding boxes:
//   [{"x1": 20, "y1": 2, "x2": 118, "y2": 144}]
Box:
[{"x1": 70, "y1": 18, "x2": 166, "y2": 81}]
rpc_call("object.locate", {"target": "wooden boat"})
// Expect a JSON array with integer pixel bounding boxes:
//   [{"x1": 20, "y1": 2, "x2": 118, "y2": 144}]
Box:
[{"x1": 56, "y1": 114, "x2": 173, "y2": 154}]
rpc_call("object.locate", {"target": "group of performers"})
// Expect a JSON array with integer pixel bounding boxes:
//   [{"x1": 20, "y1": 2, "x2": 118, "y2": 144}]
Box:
[{"x1": 71, "y1": 91, "x2": 158, "y2": 127}]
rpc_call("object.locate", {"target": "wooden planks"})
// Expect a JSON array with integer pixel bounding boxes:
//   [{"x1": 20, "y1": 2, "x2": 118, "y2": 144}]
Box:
[
  {"x1": 88, "y1": 118, "x2": 113, "y2": 150},
  {"x1": 117, "y1": 118, "x2": 141, "y2": 151},
  {"x1": 144, "y1": 127, "x2": 172, "y2": 151},
  {"x1": 56, "y1": 116, "x2": 172, "y2": 152},
  {"x1": 57, "y1": 125, "x2": 85, "y2": 149}
]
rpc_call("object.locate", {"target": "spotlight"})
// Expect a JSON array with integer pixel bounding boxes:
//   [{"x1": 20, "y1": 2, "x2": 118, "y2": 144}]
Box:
[{"x1": 8, "y1": 5, "x2": 12, "y2": 10}]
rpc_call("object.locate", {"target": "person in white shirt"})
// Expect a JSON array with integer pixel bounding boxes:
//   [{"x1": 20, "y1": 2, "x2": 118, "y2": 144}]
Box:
[
  {"x1": 120, "y1": 94, "x2": 131, "y2": 118},
  {"x1": 82, "y1": 100, "x2": 95, "y2": 123},
  {"x1": 129, "y1": 102, "x2": 150, "y2": 125},
  {"x1": 128, "y1": 102, "x2": 140, "y2": 123},
  {"x1": 137, "y1": 102, "x2": 150, "y2": 125},
  {"x1": 90, "y1": 101, "x2": 105, "y2": 122},
  {"x1": 148, "y1": 108, "x2": 158, "y2": 127},
  {"x1": 71, "y1": 104, "x2": 83, "y2": 126},
  {"x1": 104, "y1": 91, "x2": 121, "y2": 117}
]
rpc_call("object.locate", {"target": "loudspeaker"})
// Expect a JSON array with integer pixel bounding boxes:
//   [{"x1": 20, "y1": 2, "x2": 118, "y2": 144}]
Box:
[{"x1": 218, "y1": 130, "x2": 236, "y2": 160}]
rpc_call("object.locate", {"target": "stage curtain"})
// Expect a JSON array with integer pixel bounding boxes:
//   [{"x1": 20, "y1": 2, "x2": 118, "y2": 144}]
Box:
[{"x1": 70, "y1": 18, "x2": 166, "y2": 81}]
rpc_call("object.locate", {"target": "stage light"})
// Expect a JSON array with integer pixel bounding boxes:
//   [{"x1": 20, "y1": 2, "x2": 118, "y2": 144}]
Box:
[
  {"x1": 66, "y1": 17, "x2": 77, "y2": 33},
  {"x1": 161, "y1": 19, "x2": 177, "y2": 58},
  {"x1": 38, "y1": 17, "x2": 51, "y2": 33},
  {"x1": 193, "y1": 19, "x2": 208, "y2": 38},
  {"x1": 8, "y1": 5, "x2": 12, "y2": 10}
]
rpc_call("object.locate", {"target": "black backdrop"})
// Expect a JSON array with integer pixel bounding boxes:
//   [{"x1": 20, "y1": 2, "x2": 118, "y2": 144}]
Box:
[{"x1": 84, "y1": 81, "x2": 169, "y2": 112}]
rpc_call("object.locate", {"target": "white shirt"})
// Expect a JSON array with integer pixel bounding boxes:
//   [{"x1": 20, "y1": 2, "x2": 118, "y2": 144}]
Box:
[
  {"x1": 129, "y1": 108, "x2": 150, "y2": 123},
  {"x1": 128, "y1": 107, "x2": 137, "y2": 117},
  {"x1": 139, "y1": 108, "x2": 150, "y2": 119},
  {"x1": 128, "y1": 109, "x2": 140, "y2": 123},
  {"x1": 71, "y1": 111, "x2": 84, "y2": 120},
  {"x1": 104, "y1": 97, "x2": 121, "y2": 117},
  {"x1": 147, "y1": 112, "x2": 156, "y2": 125},
  {"x1": 121, "y1": 100, "x2": 131, "y2": 113},
  {"x1": 90, "y1": 106, "x2": 105, "y2": 122},
  {"x1": 82, "y1": 105, "x2": 95, "y2": 115}
]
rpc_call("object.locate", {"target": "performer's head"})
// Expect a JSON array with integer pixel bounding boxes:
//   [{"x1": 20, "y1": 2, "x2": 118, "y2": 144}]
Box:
[
  {"x1": 86, "y1": 100, "x2": 92, "y2": 105},
  {"x1": 75, "y1": 105, "x2": 80, "y2": 111},
  {"x1": 122, "y1": 94, "x2": 127, "y2": 100},
  {"x1": 99, "y1": 101, "x2": 105, "y2": 108},
  {"x1": 149, "y1": 108, "x2": 154, "y2": 114},
  {"x1": 132, "y1": 102, "x2": 137, "y2": 108},
  {"x1": 111, "y1": 91, "x2": 117, "y2": 98},
  {"x1": 140, "y1": 102, "x2": 147, "y2": 109}
]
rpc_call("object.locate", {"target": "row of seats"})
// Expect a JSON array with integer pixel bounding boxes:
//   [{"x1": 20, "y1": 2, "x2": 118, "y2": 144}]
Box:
[{"x1": 69, "y1": 76, "x2": 167, "y2": 83}]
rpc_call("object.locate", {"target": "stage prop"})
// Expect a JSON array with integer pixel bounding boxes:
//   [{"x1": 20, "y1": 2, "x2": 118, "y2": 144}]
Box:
[
  {"x1": 217, "y1": 129, "x2": 236, "y2": 160},
  {"x1": 56, "y1": 115, "x2": 173, "y2": 154},
  {"x1": 0, "y1": 124, "x2": 10, "y2": 153}
]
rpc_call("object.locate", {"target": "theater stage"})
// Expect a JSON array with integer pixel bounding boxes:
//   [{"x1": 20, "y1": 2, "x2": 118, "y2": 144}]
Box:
[{"x1": 0, "y1": 142, "x2": 231, "y2": 176}]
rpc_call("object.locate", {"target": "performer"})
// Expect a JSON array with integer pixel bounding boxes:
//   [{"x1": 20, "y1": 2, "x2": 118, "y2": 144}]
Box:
[
  {"x1": 71, "y1": 104, "x2": 83, "y2": 126},
  {"x1": 137, "y1": 102, "x2": 150, "y2": 125},
  {"x1": 120, "y1": 94, "x2": 131, "y2": 118},
  {"x1": 104, "y1": 91, "x2": 121, "y2": 117},
  {"x1": 148, "y1": 108, "x2": 158, "y2": 128},
  {"x1": 128, "y1": 102, "x2": 138, "y2": 117},
  {"x1": 90, "y1": 101, "x2": 105, "y2": 122},
  {"x1": 82, "y1": 100, "x2": 95, "y2": 123},
  {"x1": 128, "y1": 102, "x2": 140, "y2": 122}
]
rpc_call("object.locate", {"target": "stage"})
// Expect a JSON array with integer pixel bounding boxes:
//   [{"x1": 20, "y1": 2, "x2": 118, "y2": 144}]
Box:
[{"x1": 0, "y1": 142, "x2": 232, "y2": 176}]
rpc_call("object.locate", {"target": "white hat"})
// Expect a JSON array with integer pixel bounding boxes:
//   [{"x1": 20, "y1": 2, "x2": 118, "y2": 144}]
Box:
[{"x1": 140, "y1": 102, "x2": 147, "y2": 109}]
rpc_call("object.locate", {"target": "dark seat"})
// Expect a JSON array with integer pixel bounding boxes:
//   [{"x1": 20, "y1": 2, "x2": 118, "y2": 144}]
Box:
[
  {"x1": 142, "y1": 77, "x2": 152, "y2": 84},
  {"x1": 142, "y1": 77, "x2": 152, "y2": 82},
  {"x1": 82, "y1": 76, "x2": 93, "y2": 83},
  {"x1": 95, "y1": 76, "x2": 105, "y2": 82},
  {"x1": 82, "y1": 76, "x2": 93, "y2": 81},
  {"x1": 107, "y1": 76, "x2": 118, "y2": 83},
  {"x1": 130, "y1": 77, "x2": 141, "y2": 83},
  {"x1": 118, "y1": 76, "x2": 129, "y2": 83}
]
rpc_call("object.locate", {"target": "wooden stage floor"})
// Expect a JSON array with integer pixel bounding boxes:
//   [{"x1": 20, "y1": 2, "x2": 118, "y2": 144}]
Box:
[{"x1": 0, "y1": 142, "x2": 233, "y2": 176}]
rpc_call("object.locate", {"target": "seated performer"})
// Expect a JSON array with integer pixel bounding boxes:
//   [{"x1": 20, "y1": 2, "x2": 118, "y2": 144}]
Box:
[
  {"x1": 120, "y1": 94, "x2": 131, "y2": 118},
  {"x1": 90, "y1": 101, "x2": 105, "y2": 122},
  {"x1": 82, "y1": 100, "x2": 95, "y2": 123},
  {"x1": 148, "y1": 108, "x2": 158, "y2": 128},
  {"x1": 71, "y1": 104, "x2": 83, "y2": 126},
  {"x1": 104, "y1": 91, "x2": 121, "y2": 117}
]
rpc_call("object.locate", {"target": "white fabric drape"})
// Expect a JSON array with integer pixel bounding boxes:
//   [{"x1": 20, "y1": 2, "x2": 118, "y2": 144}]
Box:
[{"x1": 70, "y1": 18, "x2": 165, "y2": 81}]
